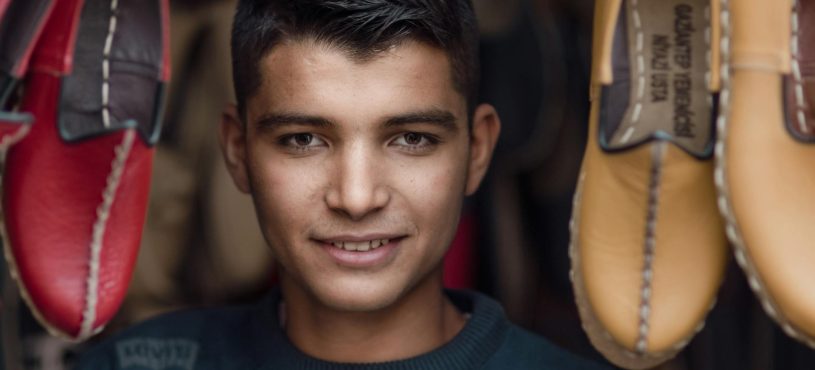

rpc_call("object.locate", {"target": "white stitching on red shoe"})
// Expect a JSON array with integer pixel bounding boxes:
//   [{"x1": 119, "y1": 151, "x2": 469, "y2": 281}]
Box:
[
  {"x1": 0, "y1": 125, "x2": 30, "y2": 153},
  {"x1": 80, "y1": 0, "x2": 125, "y2": 339},
  {"x1": 101, "y1": 0, "x2": 119, "y2": 129},
  {"x1": 80, "y1": 128, "x2": 134, "y2": 339}
]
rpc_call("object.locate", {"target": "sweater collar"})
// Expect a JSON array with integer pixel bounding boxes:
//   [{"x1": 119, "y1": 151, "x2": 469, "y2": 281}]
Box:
[{"x1": 252, "y1": 288, "x2": 509, "y2": 370}]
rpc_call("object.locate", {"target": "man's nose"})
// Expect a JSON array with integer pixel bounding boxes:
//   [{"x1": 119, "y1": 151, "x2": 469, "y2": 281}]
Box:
[{"x1": 324, "y1": 143, "x2": 390, "y2": 221}]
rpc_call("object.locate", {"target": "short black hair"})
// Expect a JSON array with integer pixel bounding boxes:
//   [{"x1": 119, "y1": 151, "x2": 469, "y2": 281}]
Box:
[{"x1": 231, "y1": 0, "x2": 480, "y2": 122}]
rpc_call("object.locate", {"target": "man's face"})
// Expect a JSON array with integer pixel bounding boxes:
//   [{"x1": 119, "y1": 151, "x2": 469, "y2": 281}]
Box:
[{"x1": 222, "y1": 40, "x2": 496, "y2": 311}]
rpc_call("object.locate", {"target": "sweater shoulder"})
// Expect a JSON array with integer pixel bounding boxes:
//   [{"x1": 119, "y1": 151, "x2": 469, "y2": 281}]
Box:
[
  {"x1": 75, "y1": 304, "x2": 263, "y2": 370},
  {"x1": 481, "y1": 325, "x2": 612, "y2": 370}
]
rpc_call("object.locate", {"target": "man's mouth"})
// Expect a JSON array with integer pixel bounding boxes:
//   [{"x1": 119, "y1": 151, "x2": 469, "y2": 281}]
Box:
[
  {"x1": 317, "y1": 236, "x2": 404, "y2": 268},
  {"x1": 329, "y1": 239, "x2": 390, "y2": 252}
]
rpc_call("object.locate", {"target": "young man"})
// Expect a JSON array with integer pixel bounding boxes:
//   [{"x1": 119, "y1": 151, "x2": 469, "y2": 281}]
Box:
[{"x1": 78, "y1": 1, "x2": 609, "y2": 368}]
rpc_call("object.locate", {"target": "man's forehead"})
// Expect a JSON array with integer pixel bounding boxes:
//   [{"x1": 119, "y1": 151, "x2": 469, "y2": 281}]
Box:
[{"x1": 246, "y1": 39, "x2": 466, "y2": 123}]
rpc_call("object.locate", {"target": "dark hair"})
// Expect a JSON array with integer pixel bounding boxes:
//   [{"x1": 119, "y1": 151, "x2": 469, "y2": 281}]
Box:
[{"x1": 231, "y1": 0, "x2": 480, "y2": 121}]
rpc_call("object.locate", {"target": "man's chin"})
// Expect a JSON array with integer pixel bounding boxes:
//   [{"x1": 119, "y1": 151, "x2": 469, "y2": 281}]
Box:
[{"x1": 310, "y1": 281, "x2": 406, "y2": 313}]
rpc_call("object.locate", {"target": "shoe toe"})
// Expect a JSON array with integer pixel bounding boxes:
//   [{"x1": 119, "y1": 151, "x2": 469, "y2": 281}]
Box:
[{"x1": 579, "y1": 142, "x2": 727, "y2": 353}]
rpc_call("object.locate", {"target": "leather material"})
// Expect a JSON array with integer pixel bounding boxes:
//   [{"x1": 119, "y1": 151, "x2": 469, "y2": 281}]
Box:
[
  {"x1": 720, "y1": 0, "x2": 815, "y2": 346},
  {"x1": 784, "y1": 0, "x2": 815, "y2": 140},
  {"x1": 572, "y1": 0, "x2": 727, "y2": 367},
  {"x1": 2, "y1": 0, "x2": 169, "y2": 340},
  {"x1": 0, "y1": 112, "x2": 33, "y2": 148},
  {"x1": 59, "y1": 0, "x2": 168, "y2": 144},
  {"x1": 0, "y1": 0, "x2": 55, "y2": 77},
  {"x1": 0, "y1": 0, "x2": 56, "y2": 104},
  {"x1": 591, "y1": 0, "x2": 622, "y2": 88},
  {"x1": 577, "y1": 108, "x2": 727, "y2": 354},
  {"x1": 729, "y1": 0, "x2": 790, "y2": 73},
  {"x1": 598, "y1": 0, "x2": 716, "y2": 158}
]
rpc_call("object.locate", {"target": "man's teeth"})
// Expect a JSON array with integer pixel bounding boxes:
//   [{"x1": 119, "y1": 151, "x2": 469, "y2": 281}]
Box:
[{"x1": 331, "y1": 239, "x2": 390, "y2": 251}]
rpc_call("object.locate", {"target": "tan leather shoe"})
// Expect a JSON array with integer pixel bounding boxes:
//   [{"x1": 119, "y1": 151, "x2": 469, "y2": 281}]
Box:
[
  {"x1": 715, "y1": 0, "x2": 815, "y2": 347},
  {"x1": 570, "y1": 0, "x2": 729, "y2": 367}
]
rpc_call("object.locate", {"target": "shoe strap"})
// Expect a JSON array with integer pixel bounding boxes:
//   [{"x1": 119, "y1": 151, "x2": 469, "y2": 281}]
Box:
[
  {"x1": 729, "y1": 0, "x2": 792, "y2": 73},
  {"x1": 590, "y1": 0, "x2": 623, "y2": 99}
]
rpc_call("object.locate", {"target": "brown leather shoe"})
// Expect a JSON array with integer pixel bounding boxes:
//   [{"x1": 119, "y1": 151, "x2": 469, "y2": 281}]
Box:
[
  {"x1": 570, "y1": 0, "x2": 729, "y2": 367},
  {"x1": 715, "y1": 0, "x2": 815, "y2": 347}
]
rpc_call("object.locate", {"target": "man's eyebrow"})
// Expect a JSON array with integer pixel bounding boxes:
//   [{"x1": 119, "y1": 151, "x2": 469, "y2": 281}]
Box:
[
  {"x1": 253, "y1": 113, "x2": 334, "y2": 130},
  {"x1": 383, "y1": 109, "x2": 459, "y2": 132}
]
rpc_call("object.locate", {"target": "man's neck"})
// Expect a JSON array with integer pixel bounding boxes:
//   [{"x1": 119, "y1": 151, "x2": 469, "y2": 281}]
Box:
[{"x1": 280, "y1": 273, "x2": 466, "y2": 363}]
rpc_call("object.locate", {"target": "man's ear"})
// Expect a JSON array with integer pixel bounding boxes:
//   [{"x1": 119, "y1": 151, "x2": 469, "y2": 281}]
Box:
[
  {"x1": 465, "y1": 103, "x2": 501, "y2": 196},
  {"x1": 218, "y1": 104, "x2": 251, "y2": 194}
]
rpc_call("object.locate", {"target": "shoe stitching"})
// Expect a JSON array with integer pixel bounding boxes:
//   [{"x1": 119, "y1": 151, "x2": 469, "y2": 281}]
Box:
[
  {"x1": 705, "y1": 5, "x2": 714, "y2": 107},
  {"x1": 634, "y1": 141, "x2": 665, "y2": 354},
  {"x1": 101, "y1": 0, "x2": 120, "y2": 129},
  {"x1": 714, "y1": 0, "x2": 815, "y2": 349},
  {"x1": 80, "y1": 0, "x2": 124, "y2": 339},
  {"x1": 621, "y1": 0, "x2": 646, "y2": 144},
  {"x1": 0, "y1": 125, "x2": 30, "y2": 153},
  {"x1": 79, "y1": 128, "x2": 134, "y2": 339},
  {"x1": 570, "y1": 164, "x2": 689, "y2": 367},
  {"x1": 630, "y1": 2, "x2": 712, "y2": 354},
  {"x1": 791, "y1": 3, "x2": 809, "y2": 134},
  {"x1": 714, "y1": 0, "x2": 754, "y2": 316}
]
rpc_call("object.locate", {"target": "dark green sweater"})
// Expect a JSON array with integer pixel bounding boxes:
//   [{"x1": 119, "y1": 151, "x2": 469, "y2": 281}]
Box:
[{"x1": 77, "y1": 289, "x2": 610, "y2": 369}]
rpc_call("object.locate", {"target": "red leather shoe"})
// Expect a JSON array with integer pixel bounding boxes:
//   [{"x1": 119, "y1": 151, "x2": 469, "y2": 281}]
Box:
[{"x1": 2, "y1": 0, "x2": 169, "y2": 340}]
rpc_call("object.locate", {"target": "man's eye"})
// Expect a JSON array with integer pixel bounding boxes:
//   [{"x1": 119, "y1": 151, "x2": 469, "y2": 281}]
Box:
[
  {"x1": 280, "y1": 133, "x2": 326, "y2": 150},
  {"x1": 392, "y1": 132, "x2": 437, "y2": 148}
]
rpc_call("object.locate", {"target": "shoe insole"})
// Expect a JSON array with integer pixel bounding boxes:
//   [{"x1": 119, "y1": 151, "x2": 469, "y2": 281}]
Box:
[{"x1": 601, "y1": 0, "x2": 714, "y2": 157}]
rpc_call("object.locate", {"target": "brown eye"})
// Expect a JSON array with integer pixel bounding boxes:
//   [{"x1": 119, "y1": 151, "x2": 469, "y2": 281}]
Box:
[
  {"x1": 390, "y1": 132, "x2": 438, "y2": 153},
  {"x1": 404, "y1": 132, "x2": 422, "y2": 145},
  {"x1": 280, "y1": 133, "x2": 326, "y2": 152},
  {"x1": 293, "y1": 133, "x2": 313, "y2": 146}
]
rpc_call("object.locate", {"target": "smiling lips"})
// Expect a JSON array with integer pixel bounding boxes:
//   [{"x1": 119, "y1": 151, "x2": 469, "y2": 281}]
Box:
[
  {"x1": 321, "y1": 237, "x2": 401, "y2": 268},
  {"x1": 330, "y1": 239, "x2": 390, "y2": 252}
]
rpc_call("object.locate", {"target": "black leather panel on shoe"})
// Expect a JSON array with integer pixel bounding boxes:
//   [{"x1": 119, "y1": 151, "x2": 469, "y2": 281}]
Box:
[
  {"x1": 598, "y1": 0, "x2": 715, "y2": 159},
  {"x1": 58, "y1": 0, "x2": 167, "y2": 145},
  {"x1": 784, "y1": 0, "x2": 815, "y2": 142},
  {"x1": 0, "y1": 0, "x2": 55, "y2": 106}
]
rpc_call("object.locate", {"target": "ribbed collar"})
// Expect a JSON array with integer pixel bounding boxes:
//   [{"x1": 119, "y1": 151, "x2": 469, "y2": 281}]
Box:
[{"x1": 250, "y1": 288, "x2": 509, "y2": 370}]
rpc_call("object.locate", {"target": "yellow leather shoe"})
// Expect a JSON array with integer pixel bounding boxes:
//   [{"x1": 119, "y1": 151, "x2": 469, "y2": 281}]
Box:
[
  {"x1": 715, "y1": 0, "x2": 815, "y2": 347},
  {"x1": 570, "y1": 0, "x2": 729, "y2": 367}
]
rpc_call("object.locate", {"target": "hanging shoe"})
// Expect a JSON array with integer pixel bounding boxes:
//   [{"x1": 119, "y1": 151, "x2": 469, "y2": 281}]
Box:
[
  {"x1": 2, "y1": 0, "x2": 169, "y2": 340},
  {"x1": 715, "y1": 0, "x2": 815, "y2": 347},
  {"x1": 569, "y1": 0, "x2": 728, "y2": 367}
]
